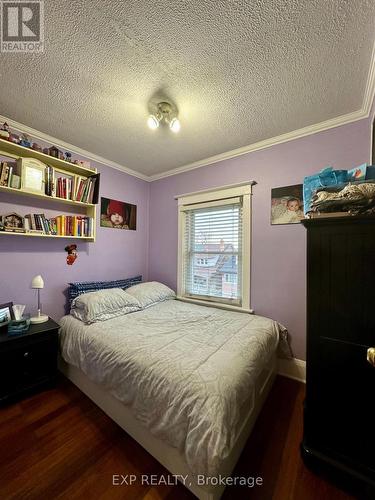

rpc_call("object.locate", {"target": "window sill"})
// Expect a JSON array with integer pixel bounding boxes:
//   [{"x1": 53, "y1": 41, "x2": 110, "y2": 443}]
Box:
[{"x1": 177, "y1": 296, "x2": 254, "y2": 314}]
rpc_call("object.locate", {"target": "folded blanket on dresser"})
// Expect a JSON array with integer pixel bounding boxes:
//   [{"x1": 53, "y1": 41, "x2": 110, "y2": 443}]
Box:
[{"x1": 60, "y1": 299, "x2": 288, "y2": 477}]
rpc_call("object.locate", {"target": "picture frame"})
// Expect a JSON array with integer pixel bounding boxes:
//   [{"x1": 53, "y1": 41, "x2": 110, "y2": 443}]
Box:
[
  {"x1": 2, "y1": 212, "x2": 25, "y2": 232},
  {"x1": 100, "y1": 197, "x2": 137, "y2": 230},
  {"x1": 0, "y1": 302, "x2": 14, "y2": 328},
  {"x1": 19, "y1": 158, "x2": 46, "y2": 194},
  {"x1": 271, "y1": 184, "x2": 304, "y2": 225}
]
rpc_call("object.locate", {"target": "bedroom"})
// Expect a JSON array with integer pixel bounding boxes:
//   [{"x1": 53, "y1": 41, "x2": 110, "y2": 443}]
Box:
[{"x1": 0, "y1": 1, "x2": 374, "y2": 499}]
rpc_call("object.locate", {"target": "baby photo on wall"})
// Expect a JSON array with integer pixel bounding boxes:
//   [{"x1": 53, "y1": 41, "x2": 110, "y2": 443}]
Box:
[
  {"x1": 100, "y1": 197, "x2": 137, "y2": 230},
  {"x1": 271, "y1": 184, "x2": 304, "y2": 225}
]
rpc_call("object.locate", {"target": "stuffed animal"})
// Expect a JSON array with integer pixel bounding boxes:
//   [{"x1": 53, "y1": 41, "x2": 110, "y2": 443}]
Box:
[{"x1": 65, "y1": 244, "x2": 78, "y2": 265}]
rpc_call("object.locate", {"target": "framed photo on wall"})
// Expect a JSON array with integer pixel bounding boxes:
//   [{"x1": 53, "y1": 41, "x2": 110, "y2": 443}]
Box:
[
  {"x1": 271, "y1": 184, "x2": 304, "y2": 225},
  {"x1": 100, "y1": 197, "x2": 137, "y2": 230}
]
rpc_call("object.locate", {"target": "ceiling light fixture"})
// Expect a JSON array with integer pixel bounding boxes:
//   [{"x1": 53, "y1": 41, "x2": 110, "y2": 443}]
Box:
[
  {"x1": 169, "y1": 117, "x2": 181, "y2": 133},
  {"x1": 147, "y1": 115, "x2": 159, "y2": 130},
  {"x1": 147, "y1": 101, "x2": 181, "y2": 133}
]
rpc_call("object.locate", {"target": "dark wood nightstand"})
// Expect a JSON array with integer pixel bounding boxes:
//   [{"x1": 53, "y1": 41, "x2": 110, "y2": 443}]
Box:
[{"x1": 0, "y1": 318, "x2": 59, "y2": 405}]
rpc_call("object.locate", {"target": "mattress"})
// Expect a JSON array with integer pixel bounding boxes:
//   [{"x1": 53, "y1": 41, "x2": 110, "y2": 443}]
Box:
[{"x1": 59, "y1": 299, "x2": 284, "y2": 477}]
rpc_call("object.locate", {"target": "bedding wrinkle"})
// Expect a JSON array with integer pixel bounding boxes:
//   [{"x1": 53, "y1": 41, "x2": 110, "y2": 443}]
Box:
[{"x1": 60, "y1": 299, "x2": 284, "y2": 477}]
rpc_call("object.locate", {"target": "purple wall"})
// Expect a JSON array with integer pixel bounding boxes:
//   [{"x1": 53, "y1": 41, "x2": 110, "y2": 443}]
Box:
[
  {"x1": 0, "y1": 159, "x2": 150, "y2": 321},
  {"x1": 148, "y1": 119, "x2": 372, "y2": 360},
  {"x1": 1, "y1": 115, "x2": 373, "y2": 359}
]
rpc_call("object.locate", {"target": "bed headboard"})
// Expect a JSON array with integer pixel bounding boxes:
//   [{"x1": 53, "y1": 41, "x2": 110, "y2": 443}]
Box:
[{"x1": 66, "y1": 275, "x2": 142, "y2": 312}]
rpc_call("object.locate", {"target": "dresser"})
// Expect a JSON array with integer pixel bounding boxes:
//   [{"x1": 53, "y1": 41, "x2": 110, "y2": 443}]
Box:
[
  {"x1": 0, "y1": 318, "x2": 59, "y2": 404},
  {"x1": 301, "y1": 216, "x2": 375, "y2": 495}
]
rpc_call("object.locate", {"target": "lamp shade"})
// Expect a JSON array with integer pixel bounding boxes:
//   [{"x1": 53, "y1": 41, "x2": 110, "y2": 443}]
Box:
[{"x1": 31, "y1": 275, "x2": 44, "y2": 289}]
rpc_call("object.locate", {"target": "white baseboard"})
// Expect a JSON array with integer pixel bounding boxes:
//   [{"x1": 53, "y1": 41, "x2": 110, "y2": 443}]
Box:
[{"x1": 278, "y1": 358, "x2": 306, "y2": 383}]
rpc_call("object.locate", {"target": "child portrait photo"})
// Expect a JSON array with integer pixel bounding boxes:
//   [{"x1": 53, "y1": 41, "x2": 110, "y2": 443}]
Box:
[
  {"x1": 100, "y1": 197, "x2": 137, "y2": 230},
  {"x1": 271, "y1": 184, "x2": 304, "y2": 225}
]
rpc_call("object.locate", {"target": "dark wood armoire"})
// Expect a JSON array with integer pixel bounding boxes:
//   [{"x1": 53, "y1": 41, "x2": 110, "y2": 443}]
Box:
[{"x1": 301, "y1": 216, "x2": 375, "y2": 497}]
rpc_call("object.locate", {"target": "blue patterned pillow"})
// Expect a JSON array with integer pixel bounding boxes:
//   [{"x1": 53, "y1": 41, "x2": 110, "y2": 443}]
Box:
[{"x1": 67, "y1": 275, "x2": 142, "y2": 306}]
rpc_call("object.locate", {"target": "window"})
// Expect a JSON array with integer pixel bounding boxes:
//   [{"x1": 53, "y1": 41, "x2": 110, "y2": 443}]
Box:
[
  {"x1": 177, "y1": 183, "x2": 252, "y2": 311},
  {"x1": 224, "y1": 273, "x2": 237, "y2": 283}
]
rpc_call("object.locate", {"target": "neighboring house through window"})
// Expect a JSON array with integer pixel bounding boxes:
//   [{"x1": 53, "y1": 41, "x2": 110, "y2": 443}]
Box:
[{"x1": 176, "y1": 182, "x2": 253, "y2": 311}]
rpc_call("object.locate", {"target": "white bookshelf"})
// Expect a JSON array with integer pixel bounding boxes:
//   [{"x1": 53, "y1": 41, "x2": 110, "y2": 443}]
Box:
[{"x1": 0, "y1": 138, "x2": 97, "y2": 241}]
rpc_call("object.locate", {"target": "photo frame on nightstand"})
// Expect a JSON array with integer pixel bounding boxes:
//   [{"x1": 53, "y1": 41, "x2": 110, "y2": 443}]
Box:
[{"x1": 0, "y1": 302, "x2": 14, "y2": 328}]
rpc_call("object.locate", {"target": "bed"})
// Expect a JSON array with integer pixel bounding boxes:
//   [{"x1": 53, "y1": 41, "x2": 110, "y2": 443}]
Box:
[{"x1": 59, "y1": 279, "x2": 289, "y2": 499}]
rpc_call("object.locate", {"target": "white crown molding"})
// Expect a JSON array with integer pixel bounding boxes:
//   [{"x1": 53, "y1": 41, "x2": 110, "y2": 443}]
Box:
[
  {"x1": 0, "y1": 113, "x2": 149, "y2": 182},
  {"x1": 278, "y1": 358, "x2": 306, "y2": 384},
  {"x1": 149, "y1": 108, "x2": 366, "y2": 181},
  {"x1": 362, "y1": 41, "x2": 375, "y2": 117}
]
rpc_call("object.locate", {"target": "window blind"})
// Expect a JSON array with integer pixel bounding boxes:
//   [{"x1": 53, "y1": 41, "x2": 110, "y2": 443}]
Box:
[{"x1": 182, "y1": 197, "x2": 243, "y2": 305}]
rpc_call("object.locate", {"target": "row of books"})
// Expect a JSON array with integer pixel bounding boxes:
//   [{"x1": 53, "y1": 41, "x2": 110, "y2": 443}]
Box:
[
  {"x1": 24, "y1": 214, "x2": 94, "y2": 237},
  {"x1": 46, "y1": 166, "x2": 99, "y2": 204},
  {"x1": 0, "y1": 161, "x2": 20, "y2": 189}
]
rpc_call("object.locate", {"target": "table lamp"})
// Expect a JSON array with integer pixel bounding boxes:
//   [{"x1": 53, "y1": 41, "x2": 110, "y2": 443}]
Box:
[{"x1": 30, "y1": 275, "x2": 48, "y2": 324}]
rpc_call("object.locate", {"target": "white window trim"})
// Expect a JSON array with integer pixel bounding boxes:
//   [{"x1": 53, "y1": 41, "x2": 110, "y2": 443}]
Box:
[{"x1": 176, "y1": 182, "x2": 254, "y2": 314}]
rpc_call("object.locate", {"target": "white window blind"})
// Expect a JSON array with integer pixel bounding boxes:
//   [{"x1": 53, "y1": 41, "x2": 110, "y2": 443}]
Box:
[{"x1": 181, "y1": 197, "x2": 243, "y2": 305}]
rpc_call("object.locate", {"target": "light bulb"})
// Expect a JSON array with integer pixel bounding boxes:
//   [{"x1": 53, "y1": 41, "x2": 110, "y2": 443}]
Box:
[
  {"x1": 169, "y1": 117, "x2": 181, "y2": 133},
  {"x1": 147, "y1": 115, "x2": 159, "y2": 130}
]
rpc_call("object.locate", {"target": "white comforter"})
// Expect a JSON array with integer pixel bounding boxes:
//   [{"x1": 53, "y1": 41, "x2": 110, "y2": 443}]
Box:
[{"x1": 60, "y1": 299, "x2": 283, "y2": 476}]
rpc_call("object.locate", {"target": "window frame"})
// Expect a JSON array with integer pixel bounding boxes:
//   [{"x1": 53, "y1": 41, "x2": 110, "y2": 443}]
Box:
[{"x1": 176, "y1": 182, "x2": 253, "y2": 313}]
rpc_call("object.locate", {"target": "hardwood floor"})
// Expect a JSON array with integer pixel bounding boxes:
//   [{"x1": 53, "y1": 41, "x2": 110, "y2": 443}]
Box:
[{"x1": 0, "y1": 376, "x2": 356, "y2": 500}]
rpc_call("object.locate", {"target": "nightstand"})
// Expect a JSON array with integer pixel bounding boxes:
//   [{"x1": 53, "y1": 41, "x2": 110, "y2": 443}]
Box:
[{"x1": 0, "y1": 318, "x2": 59, "y2": 405}]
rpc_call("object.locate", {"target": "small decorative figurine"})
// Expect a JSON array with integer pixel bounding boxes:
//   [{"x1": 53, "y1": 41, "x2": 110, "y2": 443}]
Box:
[
  {"x1": 19, "y1": 133, "x2": 32, "y2": 148},
  {"x1": 32, "y1": 143, "x2": 42, "y2": 152},
  {"x1": 2, "y1": 212, "x2": 25, "y2": 233},
  {"x1": 48, "y1": 146, "x2": 60, "y2": 158},
  {"x1": 74, "y1": 159, "x2": 91, "y2": 168},
  {"x1": 0, "y1": 122, "x2": 10, "y2": 140},
  {"x1": 9, "y1": 133, "x2": 20, "y2": 144},
  {"x1": 65, "y1": 244, "x2": 78, "y2": 265},
  {"x1": 64, "y1": 152, "x2": 72, "y2": 162}
]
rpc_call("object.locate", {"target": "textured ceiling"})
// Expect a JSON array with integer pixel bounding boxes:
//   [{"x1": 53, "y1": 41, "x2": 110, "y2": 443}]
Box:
[{"x1": 0, "y1": 0, "x2": 374, "y2": 177}]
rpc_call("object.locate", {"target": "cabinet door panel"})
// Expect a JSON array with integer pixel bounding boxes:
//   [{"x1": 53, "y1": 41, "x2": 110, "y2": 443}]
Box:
[
  {"x1": 0, "y1": 337, "x2": 57, "y2": 399},
  {"x1": 310, "y1": 338, "x2": 375, "y2": 473},
  {"x1": 308, "y1": 225, "x2": 375, "y2": 346}
]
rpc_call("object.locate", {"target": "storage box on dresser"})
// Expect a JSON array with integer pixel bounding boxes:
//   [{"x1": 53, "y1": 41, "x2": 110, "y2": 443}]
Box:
[
  {"x1": 301, "y1": 216, "x2": 375, "y2": 497},
  {"x1": 0, "y1": 318, "x2": 59, "y2": 404}
]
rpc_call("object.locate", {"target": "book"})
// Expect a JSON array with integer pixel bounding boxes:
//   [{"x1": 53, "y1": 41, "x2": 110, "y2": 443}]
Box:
[
  {"x1": 45, "y1": 166, "x2": 54, "y2": 196},
  {"x1": 7, "y1": 165, "x2": 13, "y2": 187},
  {"x1": 10, "y1": 174, "x2": 20, "y2": 189},
  {"x1": 0, "y1": 163, "x2": 9, "y2": 186}
]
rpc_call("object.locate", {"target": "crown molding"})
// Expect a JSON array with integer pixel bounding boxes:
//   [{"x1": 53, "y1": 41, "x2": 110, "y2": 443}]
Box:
[
  {"x1": 149, "y1": 108, "x2": 366, "y2": 181},
  {"x1": 363, "y1": 41, "x2": 375, "y2": 117},
  {"x1": 0, "y1": 113, "x2": 149, "y2": 182}
]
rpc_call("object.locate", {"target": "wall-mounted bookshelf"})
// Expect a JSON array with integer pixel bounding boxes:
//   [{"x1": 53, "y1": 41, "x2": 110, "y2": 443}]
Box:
[
  {"x1": 0, "y1": 138, "x2": 95, "y2": 177},
  {"x1": 0, "y1": 231, "x2": 94, "y2": 241},
  {"x1": 0, "y1": 138, "x2": 99, "y2": 242}
]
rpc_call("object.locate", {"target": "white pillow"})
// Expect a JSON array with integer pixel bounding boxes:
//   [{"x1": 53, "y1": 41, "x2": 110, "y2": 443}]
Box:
[
  {"x1": 125, "y1": 281, "x2": 175, "y2": 309},
  {"x1": 70, "y1": 288, "x2": 141, "y2": 324}
]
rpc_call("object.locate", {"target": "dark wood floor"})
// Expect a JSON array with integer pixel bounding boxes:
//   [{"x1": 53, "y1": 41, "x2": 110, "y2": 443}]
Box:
[{"x1": 0, "y1": 376, "x2": 355, "y2": 500}]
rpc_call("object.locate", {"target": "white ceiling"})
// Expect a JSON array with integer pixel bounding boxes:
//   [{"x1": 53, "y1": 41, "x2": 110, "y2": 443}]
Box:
[{"x1": 0, "y1": 1, "x2": 374, "y2": 178}]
